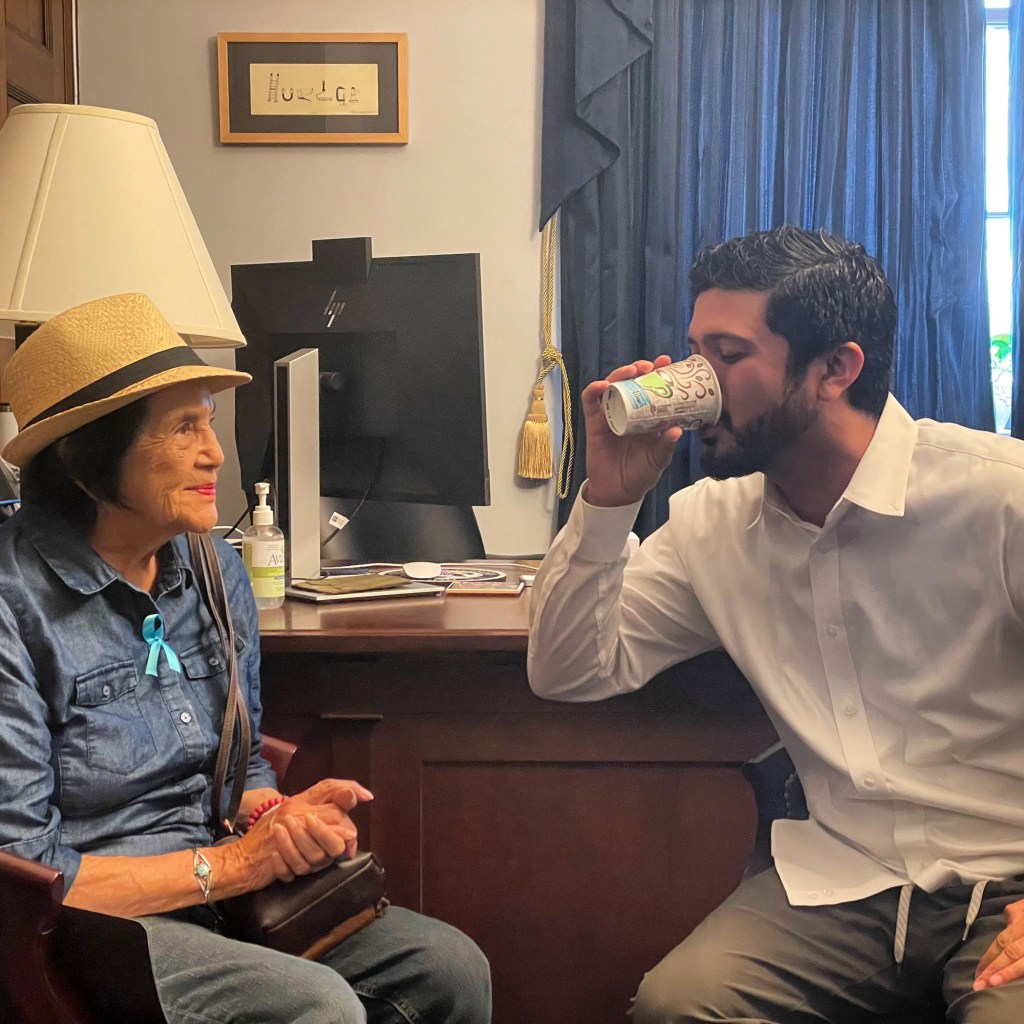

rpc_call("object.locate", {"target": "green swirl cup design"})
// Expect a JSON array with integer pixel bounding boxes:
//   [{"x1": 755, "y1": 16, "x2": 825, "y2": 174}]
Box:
[{"x1": 602, "y1": 355, "x2": 721, "y2": 436}]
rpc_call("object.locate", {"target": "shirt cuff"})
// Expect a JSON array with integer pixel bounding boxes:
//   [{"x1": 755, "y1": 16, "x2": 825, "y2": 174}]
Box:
[
  {"x1": 246, "y1": 761, "x2": 281, "y2": 792},
  {"x1": 573, "y1": 482, "x2": 643, "y2": 563}
]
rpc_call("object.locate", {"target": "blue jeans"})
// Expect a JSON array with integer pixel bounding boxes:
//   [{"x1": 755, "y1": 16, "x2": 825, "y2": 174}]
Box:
[{"x1": 136, "y1": 906, "x2": 491, "y2": 1024}]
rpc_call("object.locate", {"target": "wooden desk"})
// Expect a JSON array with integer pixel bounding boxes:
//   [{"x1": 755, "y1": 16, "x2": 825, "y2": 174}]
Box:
[{"x1": 258, "y1": 590, "x2": 776, "y2": 1024}]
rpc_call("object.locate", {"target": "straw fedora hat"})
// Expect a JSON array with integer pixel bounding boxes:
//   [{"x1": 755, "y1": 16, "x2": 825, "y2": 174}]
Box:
[{"x1": 2, "y1": 292, "x2": 250, "y2": 467}]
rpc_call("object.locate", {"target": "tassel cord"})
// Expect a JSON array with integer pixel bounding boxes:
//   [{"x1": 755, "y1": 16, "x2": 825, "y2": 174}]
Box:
[{"x1": 518, "y1": 213, "x2": 574, "y2": 497}]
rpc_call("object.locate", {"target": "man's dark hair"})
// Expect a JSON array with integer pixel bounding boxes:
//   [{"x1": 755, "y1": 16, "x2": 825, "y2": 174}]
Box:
[
  {"x1": 20, "y1": 398, "x2": 151, "y2": 531},
  {"x1": 690, "y1": 226, "x2": 896, "y2": 416}
]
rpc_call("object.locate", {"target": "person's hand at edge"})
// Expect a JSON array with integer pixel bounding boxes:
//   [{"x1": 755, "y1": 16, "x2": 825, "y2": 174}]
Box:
[{"x1": 974, "y1": 897, "x2": 1024, "y2": 990}]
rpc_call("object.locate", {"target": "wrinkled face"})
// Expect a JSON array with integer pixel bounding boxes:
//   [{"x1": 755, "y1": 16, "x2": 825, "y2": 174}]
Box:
[
  {"x1": 687, "y1": 289, "x2": 819, "y2": 480},
  {"x1": 114, "y1": 382, "x2": 224, "y2": 538}
]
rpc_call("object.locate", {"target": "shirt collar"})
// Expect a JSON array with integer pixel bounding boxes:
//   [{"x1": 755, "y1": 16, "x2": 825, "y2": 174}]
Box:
[
  {"x1": 747, "y1": 393, "x2": 917, "y2": 528},
  {"x1": 161, "y1": 535, "x2": 194, "y2": 595},
  {"x1": 746, "y1": 477, "x2": 770, "y2": 530},
  {"x1": 21, "y1": 503, "x2": 194, "y2": 596},
  {"x1": 840, "y1": 394, "x2": 917, "y2": 518}
]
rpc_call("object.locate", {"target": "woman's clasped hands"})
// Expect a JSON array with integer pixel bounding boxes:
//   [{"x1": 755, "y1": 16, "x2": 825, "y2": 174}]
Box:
[{"x1": 229, "y1": 778, "x2": 373, "y2": 890}]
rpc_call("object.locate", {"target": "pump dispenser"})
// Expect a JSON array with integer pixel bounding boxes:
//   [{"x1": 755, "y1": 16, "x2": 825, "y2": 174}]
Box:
[{"x1": 242, "y1": 482, "x2": 286, "y2": 609}]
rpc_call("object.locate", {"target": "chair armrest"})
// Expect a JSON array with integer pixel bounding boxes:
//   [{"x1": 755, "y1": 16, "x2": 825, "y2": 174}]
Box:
[
  {"x1": 0, "y1": 850, "x2": 94, "y2": 1024},
  {"x1": 741, "y1": 743, "x2": 808, "y2": 879},
  {"x1": 261, "y1": 733, "x2": 298, "y2": 790},
  {"x1": 0, "y1": 846, "x2": 64, "y2": 903},
  {"x1": 52, "y1": 907, "x2": 164, "y2": 1023},
  {"x1": 742, "y1": 742, "x2": 808, "y2": 824}
]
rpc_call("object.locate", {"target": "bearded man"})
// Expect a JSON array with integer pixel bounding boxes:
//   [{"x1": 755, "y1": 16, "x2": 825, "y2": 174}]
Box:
[{"x1": 528, "y1": 226, "x2": 1024, "y2": 1024}]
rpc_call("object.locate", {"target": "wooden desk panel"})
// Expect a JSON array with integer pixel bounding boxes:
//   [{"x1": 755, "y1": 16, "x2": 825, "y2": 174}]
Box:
[
  {"x1": 258, "y1": 594, "x2": 776, "y2": 1024},
  {"x1": 258, "y1": 588, "x2": 530, "y2": 652}
]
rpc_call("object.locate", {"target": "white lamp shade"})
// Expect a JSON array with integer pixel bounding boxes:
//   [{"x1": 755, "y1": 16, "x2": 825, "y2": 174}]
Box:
[{"x1": 0, "y1": 104, "x2": 244, "y2": 348}]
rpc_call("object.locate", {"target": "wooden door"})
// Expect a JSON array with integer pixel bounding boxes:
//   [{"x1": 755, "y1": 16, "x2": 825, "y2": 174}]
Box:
[
  {"x1": 1, "y1": 0, "x2": 75, "y2": 124},
  {"x1": 0, "y1": 0, "x2": 74, "y2": 402}
]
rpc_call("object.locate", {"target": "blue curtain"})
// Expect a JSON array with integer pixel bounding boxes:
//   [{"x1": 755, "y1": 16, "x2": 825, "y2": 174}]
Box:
[
  {"x1": 1011, "y1": 1, "x2": 1024, "y2": 438},
  {"x1": 543, "y1": 0, "x2": 993, "y2": 532}
]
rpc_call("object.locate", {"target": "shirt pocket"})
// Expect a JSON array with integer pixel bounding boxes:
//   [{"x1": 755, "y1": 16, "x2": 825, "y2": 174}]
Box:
[
  {"x1": 179, "y1": 635, "x2": 243, "y2": 722},
  {"x1": 72, "y1": 661, "x2": 157, "y2": 775}
]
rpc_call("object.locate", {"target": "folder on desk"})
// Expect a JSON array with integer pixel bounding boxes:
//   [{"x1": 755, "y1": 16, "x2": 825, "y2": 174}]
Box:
[{"x1": 285, "y1": 579, "x2": 445, "y2": 603}]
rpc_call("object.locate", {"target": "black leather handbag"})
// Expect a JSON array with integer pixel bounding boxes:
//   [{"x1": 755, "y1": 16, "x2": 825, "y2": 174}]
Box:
[
  {"x1": 214, "y1": 846, "x2": 387, "y2": 960},
  {"x1": 187, "y1": 532, "x2": 388, "y2": 960}
]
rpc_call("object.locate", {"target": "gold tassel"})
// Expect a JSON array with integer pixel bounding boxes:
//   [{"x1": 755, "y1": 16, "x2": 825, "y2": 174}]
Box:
[
  {"x1": 516, "y1": 212, "x2": 574, "y2": 493},
  {"x1": 517, "y1": 384, "x2": 554, "y2": 479}
]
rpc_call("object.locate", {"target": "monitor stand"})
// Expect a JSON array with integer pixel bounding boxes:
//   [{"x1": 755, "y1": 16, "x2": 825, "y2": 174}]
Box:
[{"x1": 319, "y1": 496, "x2": 485, "y2": 563}]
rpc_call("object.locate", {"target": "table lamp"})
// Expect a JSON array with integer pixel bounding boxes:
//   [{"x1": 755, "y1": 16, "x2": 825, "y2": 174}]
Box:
[
  {"x1": 0, "y1": 102, "x2": 245, "y2": 453},
  {"x1": 0, "y1": 102, "x2": 244, "y2": 349}
]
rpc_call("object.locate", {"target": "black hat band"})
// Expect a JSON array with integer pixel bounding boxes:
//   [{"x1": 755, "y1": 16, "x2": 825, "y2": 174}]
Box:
[{"x1": 25, "y1": 347, "x2": 209, "y2": 428}]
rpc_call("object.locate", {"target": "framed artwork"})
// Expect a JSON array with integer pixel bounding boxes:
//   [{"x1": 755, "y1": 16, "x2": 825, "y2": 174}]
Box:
[{"x1": 217, "y1": 32, "x2": 408, "y2": 144}]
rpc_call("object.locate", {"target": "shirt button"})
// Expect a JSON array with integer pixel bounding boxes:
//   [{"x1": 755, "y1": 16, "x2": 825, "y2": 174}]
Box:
[
  {"x1": 863, "y1": 775, "x2": 877, "y2": 789},
  {"x1": 823, "y1": 888, "x2": 835, "y2": 897},
  {"x1": 826, "y1": 624, "x2": 840, "y2": 638},
  {"x1": 208, "y1": 656, "x2": 221, "y2": 668},
  {"x1": 843, "y1": 702, "x2": 858, "y2": 717},
  {"x1": 180, "y1": 712, "x2": 193, "y2": 724},
  {"x1": 807, "y1": 891, "x2": 819, "y2": 901},
  {"x1": 101, "y1": 685, "x2": 111, "y2": 698}
]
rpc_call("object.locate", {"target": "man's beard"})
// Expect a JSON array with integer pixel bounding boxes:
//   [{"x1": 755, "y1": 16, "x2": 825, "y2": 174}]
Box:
[{"x1": 700, "y1": 385, "x2": 819, "y2": 481}]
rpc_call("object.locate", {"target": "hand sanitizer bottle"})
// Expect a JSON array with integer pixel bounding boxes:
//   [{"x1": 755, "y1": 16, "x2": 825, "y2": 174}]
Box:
[{"x1": 242, "y1": 482, "x2": 285, "y2": 610}]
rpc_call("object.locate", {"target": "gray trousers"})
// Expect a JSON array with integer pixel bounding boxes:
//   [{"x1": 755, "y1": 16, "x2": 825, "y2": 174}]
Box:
[{"x1": 630, "y1": 867, "x2": 1024, "y2": 1024}]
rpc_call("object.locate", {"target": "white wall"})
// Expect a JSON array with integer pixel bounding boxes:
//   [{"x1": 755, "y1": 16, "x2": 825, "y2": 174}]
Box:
[{"x1": 77, "y1": 0, "x2": 557, "y2": 556}]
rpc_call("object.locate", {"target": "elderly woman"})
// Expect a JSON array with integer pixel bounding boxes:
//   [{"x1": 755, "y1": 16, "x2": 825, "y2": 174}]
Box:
[{"x1": 0, "y1": 293, "x2": 490, "y2": 1024}]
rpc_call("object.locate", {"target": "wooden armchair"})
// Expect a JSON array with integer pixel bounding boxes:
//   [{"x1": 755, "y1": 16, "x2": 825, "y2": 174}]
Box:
[{"x1": 0, "y1": 735, "x2": 298, "y2": 1024}]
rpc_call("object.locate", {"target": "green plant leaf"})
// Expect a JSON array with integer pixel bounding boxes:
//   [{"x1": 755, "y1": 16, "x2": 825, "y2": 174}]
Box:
[{"x1": 991, "y1": 334, "x2": 1013, "y2": 362}]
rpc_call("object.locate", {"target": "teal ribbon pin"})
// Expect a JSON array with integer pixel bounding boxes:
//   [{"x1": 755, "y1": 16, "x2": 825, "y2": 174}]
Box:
[{"x1": 142, "y1": 613, "x2": 181, "y2": 677}]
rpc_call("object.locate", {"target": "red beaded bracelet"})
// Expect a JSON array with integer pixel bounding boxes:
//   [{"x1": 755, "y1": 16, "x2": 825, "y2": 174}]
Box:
[{"x1": 247, "y1": 796, "x2": 287, "y2": 831}]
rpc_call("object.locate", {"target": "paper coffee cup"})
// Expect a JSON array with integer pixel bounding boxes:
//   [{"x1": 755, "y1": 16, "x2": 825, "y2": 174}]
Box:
[{"x1": 602, "y1": 356, "x2": 721, "y2": 436}]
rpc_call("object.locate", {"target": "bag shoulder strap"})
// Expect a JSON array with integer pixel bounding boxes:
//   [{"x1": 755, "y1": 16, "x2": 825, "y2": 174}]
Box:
[{"x1": 187, "y1": 532, "x2": 252, "y2": 835}]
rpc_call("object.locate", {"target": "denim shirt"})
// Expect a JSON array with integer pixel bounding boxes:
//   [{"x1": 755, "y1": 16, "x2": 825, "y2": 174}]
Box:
[{"x1": 0, "y1": 503, "x2": 278, "y2": 890}]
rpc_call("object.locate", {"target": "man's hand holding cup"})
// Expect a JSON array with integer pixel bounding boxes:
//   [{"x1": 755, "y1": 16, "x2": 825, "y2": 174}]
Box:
[{"x1": 583, "y1": 354, "x2": 721, "y2": 508}]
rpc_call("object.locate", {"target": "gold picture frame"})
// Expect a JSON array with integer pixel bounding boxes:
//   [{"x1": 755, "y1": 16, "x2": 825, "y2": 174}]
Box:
[{"x1": 217, "y1": 32, "x2": 408, "y2": 144}]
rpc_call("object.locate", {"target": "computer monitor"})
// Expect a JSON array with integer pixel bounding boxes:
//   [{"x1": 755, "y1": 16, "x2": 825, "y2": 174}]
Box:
[{"x1": 232, "y1": 238, "x2": 490, "y2": 563}]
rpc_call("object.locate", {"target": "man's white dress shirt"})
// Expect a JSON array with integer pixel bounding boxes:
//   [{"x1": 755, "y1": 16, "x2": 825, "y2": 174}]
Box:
[{"x1": 528, "y1": 396, "x2": 1024, "y2": 907}]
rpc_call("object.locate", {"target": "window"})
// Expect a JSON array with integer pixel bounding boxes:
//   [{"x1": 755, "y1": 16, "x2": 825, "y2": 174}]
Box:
[{"x1": 986, "y1": 3, "x2": 1012, "y2": 431}]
